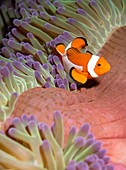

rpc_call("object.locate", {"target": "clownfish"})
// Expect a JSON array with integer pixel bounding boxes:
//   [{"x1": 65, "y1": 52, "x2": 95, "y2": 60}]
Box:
[{"x1": 56, "y1": 37, "x2": 111, "y2": 84}]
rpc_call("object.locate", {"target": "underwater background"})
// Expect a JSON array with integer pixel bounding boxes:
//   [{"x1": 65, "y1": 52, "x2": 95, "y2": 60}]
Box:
[{"x1": 0, "y1": 0, "x2": 126, "y2": 169}]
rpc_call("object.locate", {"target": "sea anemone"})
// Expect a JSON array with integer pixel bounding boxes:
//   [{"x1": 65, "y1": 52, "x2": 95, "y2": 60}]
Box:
[
  {"x1": 0, "y1": 0, "x2": 126, "y2": 120},
  {"x1": 0, "y1": 110, "x2": 114, "y2": 170},
  {"x1": 0, "y1": 0, "x2": 126, "y2": 169}
]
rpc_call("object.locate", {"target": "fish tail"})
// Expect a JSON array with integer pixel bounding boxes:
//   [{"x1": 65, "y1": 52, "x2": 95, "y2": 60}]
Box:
[{"x1": 55, "y1": 43, "x2": 65, "y2": 55}]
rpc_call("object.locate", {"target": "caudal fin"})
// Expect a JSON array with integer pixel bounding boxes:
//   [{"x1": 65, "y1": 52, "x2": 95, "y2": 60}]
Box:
[{"x1": 55, "y1": 43, "x2": 65, "y2": 55}]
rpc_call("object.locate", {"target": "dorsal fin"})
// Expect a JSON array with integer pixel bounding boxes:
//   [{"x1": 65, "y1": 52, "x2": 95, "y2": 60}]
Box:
[
  {"x1": 71, "y1": 37, "x2": 88, "y2": 50},
  {"x1": 56, "y1": 43, "x2": 65, "y2": 55},
  {"x1": 66, "y1": 47, "x2": 81, "y2": 57}
]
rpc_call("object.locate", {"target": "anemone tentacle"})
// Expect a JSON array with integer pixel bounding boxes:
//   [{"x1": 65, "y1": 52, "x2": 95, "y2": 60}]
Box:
[
  {"x1": 0, "y1": 0, "x2": 126, "y2": 121},
  {"x1": 0, "y1": 111, "x2": 114, "y2": 170}
]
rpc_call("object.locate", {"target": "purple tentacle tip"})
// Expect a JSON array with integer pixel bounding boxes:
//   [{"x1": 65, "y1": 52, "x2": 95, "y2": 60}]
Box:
[
  {"x1": 46, "y1": 76, "x2": 51, "y2": 82},
  {"x1": 27, "y1": 60, "x2": 34, "y2": 67},
  {"x1": 56, "y1": 74, "x2": 61, "y2": 79},
  {"x1": 41, "y1": 124, "x2": 49, "y2": 133},
  {"x1": 45, "y1": 0, "x2": 51, "y2": 5},
  {"x1": 12, "y1": 28, "x2": 17, "y2": 34},
  {"x1": 21, "y1": 114, "x2": 28, "y2": 121},
  {"x1": 1, "y1": 66, "x2": 10, "y2": 77},
  {"x1": 97, "y1": 149, "x2": 107, "y2": 158},
  {"x1": 13, "y1": 19, "x2": 21, "y2": 27},
  {"x1": 69, "y1": 126, "x2": 76, "y2": 135},
  {"x1": 66, "y1": 160, "x2": 76, "y2": 170},
  {"x1": 90, "y1": 162, "x2": 102, "y2": 170},
  {"x1": 16, "y1": 52, "x2": 23, "y2": 58},
  {"x1": 79, "y1": 123, "x2": 90, "y2": 135},
  {"x1": 90, "y1": 0, "x2": 97, "y2": 6},
  {"x1": 49, "y1": 40, "x2": 56, "y2": 48},
  {"x1": 103, "y1": 157, "x2": 110, "y2": 164},
  {"x1": 32, "y1": 11, "x2": 38, "y2": 17},
  {"x1": 42, "y1": 64, "x2": 49, "y2": 70},
  {"x1": 57, "y1": 7, "x2": 65, "y2": 14},
  {"x1": 8, "y1": 128, "x2": 17, "y2": 136},
  {"x1": 18, "y1": 57, "x2": 24, "y2": 62},
  {"x1": 70, "y1": 83, "x2": 77, "y2": 90},
  {"x1": 18, "y1": 2, "x2": 25, "y2": 8},
  {"x1": 26, "y1": 55, "x2": 33, "y2": 60},
  {"x1": 57, "y1": 78, "x2": 63, "y2": 86},
  {"x1": 13, "y1": 61, "x2": 22, "y2": 70},
  {"x1": 106, "y1": 164, "x2": 114, "y2": 170},
  {"x1": 44, "y1": 23, "x2": 50, "y2": 30},
  {"x1": 0, "y1": 60, "x2": 6, "y2": 66},
  {"x1": 59, "y1": 84, "x2": 66, "y2": 89},
  {"x1": 57, "y1": 63, "x2": 64, "y2": 71},
  {"x1": 51, "y1": 16, "x2": 57, "y2": 21},
  {"x1": 12, "y1": 117, "x2": 21, "y2": 126},
  {"x1": 28, "y1": 120, "x2": 36, "y2": 128},
  {"x1": 21, "y1": 21, "x2": 28, "y2": 27},
  {"x1": 24, "y1": 43, "x2": 32, "y2": 50},
  {"x1": 37, "y1": 50, "x2": 43, "y2": 56},
  {"x1": 8, "y1": 40, "x2": 16, "y2": 48},
  {"x1": 77, "y1": 8, "x2": 87, "y2": 15},
  {"x1": 40, "y1": 12, "x2": 46, "y2": 18},
  {"x1": 87, "y1": 132, "x2": 94, "y2": 139},
  {"x1": 76, "y1": 162, "x2": 88, "y2": 170},
  {"x1": 35, "y1": 70, "x2": 41, "y2": 79},
  {"x1": 27, "y1": 32, "x2": 34, "y2": 39},
  {"x1": 74, "y1": 136, "x2": 85, "y2": 147},
  {"x1": 44, "y1": 82, "x2": 50, "y2": 88},
  {"x1": 34, "y1": 62, "x2": 41, "y2": 71},
  {"x1": 51, "y1": 68, "x2": 56, "y2": 76},
  {"x1": 63, "y1": 78, "x2": 68, "y2": 85},
  {"x1": 20, "y1": 8, "x2": 26, "y2": 14},
  {"x1": 77, "y1": 0, "x2": 82, "y2": 3},
  {"x1": 85, "y1": 138, "x2": 95, "y2": 148},
  {"x1": 12, "y1": 92, "x2": 18, "y2": 98},
  {"x1": 54, "y1": 37, "x2": 62, "y2": 44},
  {"x1": 53, "y1": 1, "x2": 60, "y2": 7},
  {"x1": 28, "y1": 115, "x2": 37, "y2": 122},
  {"x1": 93, "y1": 141, "x2": 102, "y2": 152},
  {"x1": 67, "y1": 18, "x2": 76, "y2": 24},
  {"x1": 85, "y1": 154, "x2": 98, "y2": 164},
  {"x1": 54, "y1": 110, "x2": 61, "y2": 119},
  {"x1": 7, "y1": 63, "x2": 13, "y2": 72},
  {"x1": 25, "y1": 17, "x2": 31, "y2": 23},
  {"x1": 53, "y1": 55, "x2": 60, "y2": 62},
  {"x1": 63, "y1": 31, "x2": 69, "y2": 36},
  {"x1": 42, "y1": 140, "x2": 50, "y2": 150}
]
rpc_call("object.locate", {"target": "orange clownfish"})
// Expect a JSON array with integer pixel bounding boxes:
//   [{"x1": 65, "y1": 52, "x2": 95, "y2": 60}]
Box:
[{"x1": 56, "y1": 37, "x2": 111, "y2": 84}]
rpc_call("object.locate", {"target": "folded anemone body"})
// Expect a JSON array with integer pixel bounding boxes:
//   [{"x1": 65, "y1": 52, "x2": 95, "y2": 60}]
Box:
[{"x1": 0, "y1": 0, "x2": 126, "y2": 170}]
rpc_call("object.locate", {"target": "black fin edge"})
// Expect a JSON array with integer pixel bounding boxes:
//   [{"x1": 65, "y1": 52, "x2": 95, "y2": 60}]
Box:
[
  {"x1": 86, "y1": 50, "x2": 93, "y2": 55},
  {"x1": 55, "y1": 43, "x2": 65, "y2": 48}
]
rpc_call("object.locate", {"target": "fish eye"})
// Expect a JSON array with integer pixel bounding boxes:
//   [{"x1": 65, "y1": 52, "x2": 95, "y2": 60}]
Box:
[{"x1": 98, "y1": 63, "x2": 101, "y2": 66}]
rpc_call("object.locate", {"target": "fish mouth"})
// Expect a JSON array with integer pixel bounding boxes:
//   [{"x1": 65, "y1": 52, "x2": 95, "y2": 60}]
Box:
[{"x1": 104, "y1": 63, "x2": 111, "y2": 73}]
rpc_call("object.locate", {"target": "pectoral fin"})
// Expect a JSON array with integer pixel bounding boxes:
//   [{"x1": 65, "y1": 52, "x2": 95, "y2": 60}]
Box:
[
  {"x1": 70, "y1": 67, "x2": 87, "y2": 84},
  {"x1": 66, "y1": 47, "x2": 81, "y2": 57}
]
